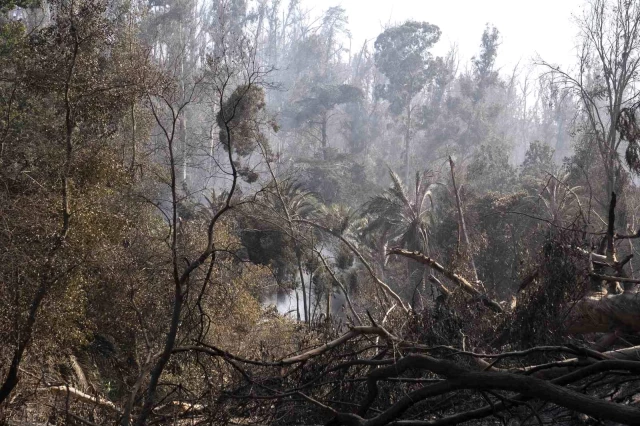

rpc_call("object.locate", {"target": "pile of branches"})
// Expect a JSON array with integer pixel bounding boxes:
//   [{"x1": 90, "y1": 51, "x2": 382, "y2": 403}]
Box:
[
  {"x1": 11, "y1": 195, "x2": 640, "y2": 425},
  {"x1": 176, "y1": 319, "x2": 640, "y2": 425},
  {"x1": 174, "y1": 204, "x2": 640, "y2": 425}
]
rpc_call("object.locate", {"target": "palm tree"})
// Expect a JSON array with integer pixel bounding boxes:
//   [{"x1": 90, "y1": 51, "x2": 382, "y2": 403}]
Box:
[
  {"x1": 362, "y1": 169, "x2": 434, "y2": 254},
  {"x1": 361, "y1": 169, "x2": 435, "y2": 307}
]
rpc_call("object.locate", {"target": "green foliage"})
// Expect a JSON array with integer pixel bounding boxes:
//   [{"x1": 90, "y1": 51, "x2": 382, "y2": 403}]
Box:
[
  {"x1": 297, "y1": 156, "x2": 375, "y2": 205},
  {"x1": 374, "y1": 21, "x2": 441, "y2": 114},
  {"x1": 618, "y1": 108, "x2": 640, "y2": 175},
  {"x1": 507, "y1": 240, "x2": 588, "y2": 347},
  {"x1": 295, "y1": 84, "x2": 363, "y2": 123},
  {"x1": 240, "y1": 179, "x2": 318, "y2": 283},
  {"x1": 241, "y1": 229, "x2": 285, "y2": 266},
  {"x1": 522, "y1": 141, "x2": 555, "y2": 172},
  {"x1": 520, "y1": 140, "x2": 556, "y2": 185},
  {"x1": 218, "y1": 84, "x2": 273, "y2": 157},
  {"x1": 626, "y1": 140, "x2": 640, "y2": 174},
  {"x1": 341, "y1": 101, "x2": 374, "y2": 154},
  {"x1": 417, "y1": 26, "x2": 509, "y2": 163},
  {"x1": 473, "y1": 192, "x2": 539, "y2": 298},
  {"x1": 472, "y1": 24, "x2": 500, "y2": 96},
  {"x1": 0, "y1": 20, "x2": 24, "y2": 57},
  {"x1": 0, "y1": 0, "x2": 39, "y2": 13},
  {"x1": 467, "y1": 140, "x2": 517, "y2": 194},
  {"x1": 289, "y1": 83, "x2": 363, "y2": 158},
  {"x1": 362, "y1": 169, "x2": 433, "y2": 252}
]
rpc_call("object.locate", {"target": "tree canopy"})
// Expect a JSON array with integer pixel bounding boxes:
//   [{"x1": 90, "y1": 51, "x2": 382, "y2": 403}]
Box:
[{"x1": 3, "y1": 1, "x2": 640, "y2": 425}]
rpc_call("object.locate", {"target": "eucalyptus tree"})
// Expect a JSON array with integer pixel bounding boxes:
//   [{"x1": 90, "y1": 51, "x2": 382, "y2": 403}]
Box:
[
  {"x1": 533, "y1": 73, "x2": 577, "y2": 160},
  {"x1": 374, "y1": 21, "x2": 441, "y2": 181},
  {"x1": 471, "y1": 24, "x2": 500, "y2": 101},
  {"x1": 419, "y1": 25, "x2": 521, "y2": 177},
  {"x1": 293, "y1": 83, "x2": 363, "y2": 160},
  {"x1": 414, "y1": 47, "x2": 459, "y2": 156},
  {"x1": 320, "y1": 6, "x2": 350, "y2": 65},
  {"x1": 144, "y1": 0, "x2": 202, "y2": 185},
  {"x1": 288, "y1": 6, "x2": 354, "y2": 158},
  {"x1": 460, "y1": 25, "x2": 513, "y2": 155},
  {"x1": 539, "y1": 0, "x2": 640, "y2": 203},
  {"x1": 209, "y1": 0, "x2": 249, "y2": 61},
  {"x1": 534, "y1": 0, "x2": 640, "y2": 281}
]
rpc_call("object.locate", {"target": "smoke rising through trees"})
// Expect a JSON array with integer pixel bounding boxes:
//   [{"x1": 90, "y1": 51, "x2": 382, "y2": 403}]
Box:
[{"x1": 3, "y1": 0, "x2": 640, "y2": 424}]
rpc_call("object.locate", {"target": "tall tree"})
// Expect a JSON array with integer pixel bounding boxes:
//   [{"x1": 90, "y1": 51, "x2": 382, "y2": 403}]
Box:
[
  {"x1": 374, "y1": 21, "x2": 441, "y2": 181},
  {"x1": 540, "y1": 0, "x2": 640, "y2": 204},
  {"x1": 293, "y1": 84, "x2": 362, "y2": 160},
  {"x1": 472, "y1": 24, "x2": 500, "y2": 100},
  {"x1": 0, "y1": 0, "x2": 150, "y2": 405}
]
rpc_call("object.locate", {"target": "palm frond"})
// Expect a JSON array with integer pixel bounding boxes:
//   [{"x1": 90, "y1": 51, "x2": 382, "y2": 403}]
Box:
[
  {"x1": 361, "y1": 168, "x2": 434, "y2": 250},
  {"x1": 388, "y1": 168, "x2": 412, "y2": 209}
]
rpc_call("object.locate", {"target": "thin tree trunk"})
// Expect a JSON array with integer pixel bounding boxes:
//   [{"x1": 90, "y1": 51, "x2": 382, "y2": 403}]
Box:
[
  {"x1": 449, "y1": 157, "x2": 479, "y2": 282},
  {"x1": 297, "y1": 255, "x2": 307, "y2": 323},
  {"x1": 404, "y1": 103, "x2": 412, "y2": 183},
  {"x1": 0, "y1": 33, "x2": 79, "y2": 405},
  {"x1": 313, "y1": 248, "x2": 362, "y2": 324},
  {"x1": 209, "y1": 124, "x2": 215, "y2": 177},
  {"x1": 309, "y1": 270, "x2": 313, "y2": 323},
  {"x1": 326, "y1": 283, "x2": 331, "y2": 321},
  {"x1": 321, "y1": 113, "x2": 328, "y2": 160},
  {"x1": 296, "y1": 291, "x2": 300, "y2": 321},
  {"x1": 0, "y1": 277, "x2": 49, "y2": 404},
  {"x1": 130, "y1": 102, "x2": 136, "y2": 177},
  {"x1": 180, "y1": 113, "x2": 187, "y2": 183},
  {"x1": 179, "y1": 20, "x2": 187, "y2": 184}
]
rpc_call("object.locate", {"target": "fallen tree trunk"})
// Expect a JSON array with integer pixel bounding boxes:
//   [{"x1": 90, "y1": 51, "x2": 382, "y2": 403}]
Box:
[
  {"x1": 392, "y1": 248, "x2": 640, "y2": 334},
  {"x1": 475, "y1": 344, "x2": 640, "y2": 379},
  {"x1": 174, "y1": 325, "x2": 401, "y2": 366},
  {"x1": 388, "y1": 248, "x2": 503, "y2": 313},
  {"x1": 567, "y1": 289, "x2": 640, "y2": 333},
  {"x1": 175, "y1": 323, "x2": 640, "y2": 425},
  {"x1": 317, "y1": 355, "x2": 640, "y2": 426},
  {"x1": 37, "y1": 385, "x2": 120, "y2": 413}
]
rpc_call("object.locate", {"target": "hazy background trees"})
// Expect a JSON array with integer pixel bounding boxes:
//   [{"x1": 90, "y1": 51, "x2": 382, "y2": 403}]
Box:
[{"x1": 3, "y1": 0, "x2": 640, "y2": 424}]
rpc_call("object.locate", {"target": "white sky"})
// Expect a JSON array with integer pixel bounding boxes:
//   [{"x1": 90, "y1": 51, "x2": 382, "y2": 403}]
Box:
[{"x1": 304, "y1": 0, "x2": 586, "y2": 73}]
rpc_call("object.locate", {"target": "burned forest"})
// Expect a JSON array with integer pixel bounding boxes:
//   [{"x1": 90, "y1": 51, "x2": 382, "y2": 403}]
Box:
[{"x1": 3, "y1": 0, "x2": 640, "y2": 424}]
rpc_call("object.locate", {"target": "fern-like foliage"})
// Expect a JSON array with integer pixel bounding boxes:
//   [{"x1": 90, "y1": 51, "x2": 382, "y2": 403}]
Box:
[{"x1": 361, "y1": 168, "x2": 434, "y2": 252}]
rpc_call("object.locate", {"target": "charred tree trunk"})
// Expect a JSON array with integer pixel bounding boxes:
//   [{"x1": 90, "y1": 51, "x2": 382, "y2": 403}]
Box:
[{"x1": 449, "y1": 156, "x2": 479, "y2": 283}]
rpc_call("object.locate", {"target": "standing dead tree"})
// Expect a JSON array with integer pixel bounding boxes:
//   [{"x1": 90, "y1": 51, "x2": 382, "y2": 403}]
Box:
[
  {"x1": 449, "y1": 156, "x2": 479, "y2": 283},
  {"x1": 538, "y1": 0, "x2": 640, "y2": 201}
]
